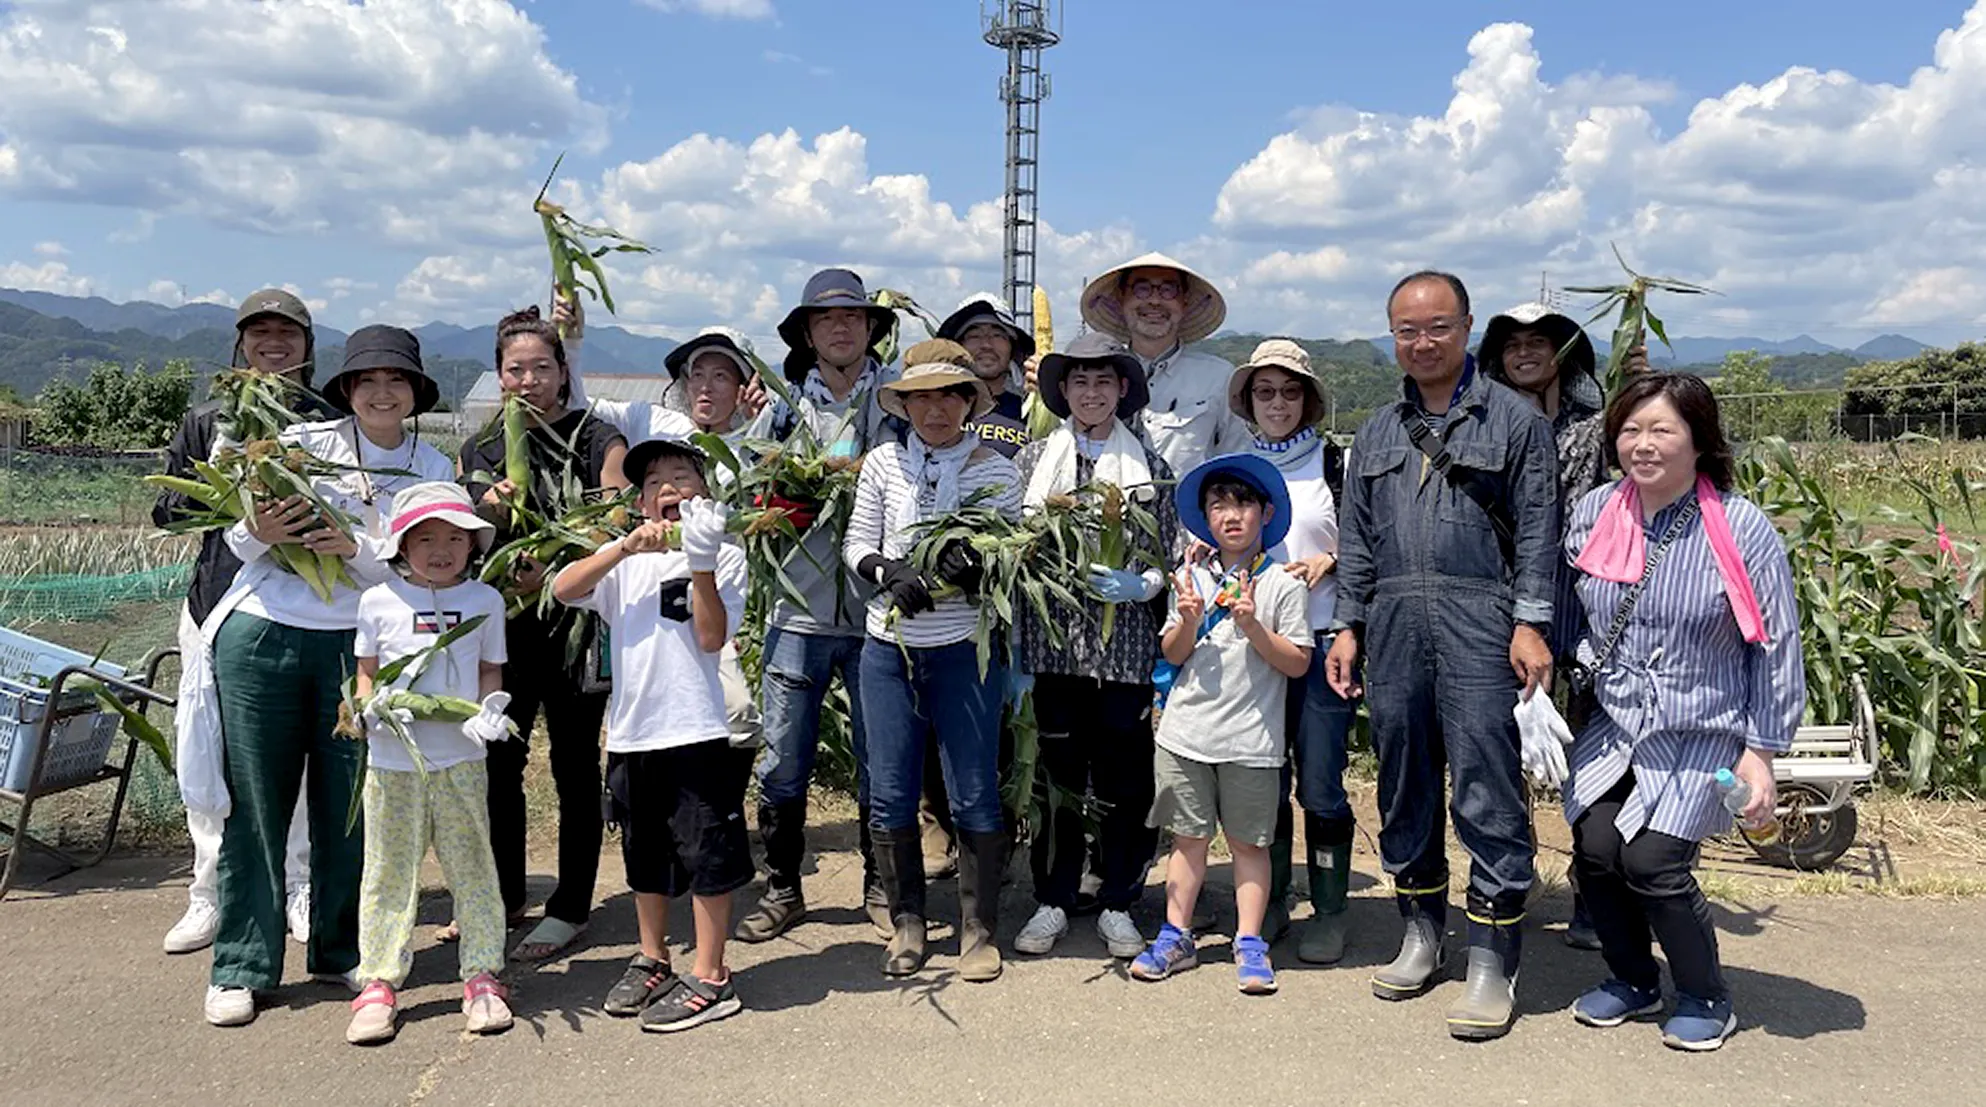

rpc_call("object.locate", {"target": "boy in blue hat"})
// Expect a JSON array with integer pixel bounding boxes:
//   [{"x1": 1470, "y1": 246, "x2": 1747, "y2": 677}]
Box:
[{"x1": 1132, "y1": 454, "x2": 1313, "y2": 995}]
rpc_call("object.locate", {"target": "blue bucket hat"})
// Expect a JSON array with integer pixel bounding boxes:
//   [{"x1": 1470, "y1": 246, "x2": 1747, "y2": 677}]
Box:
[
  {"x1": 776, "y1": 268, "x2": 896, "y2": 383},
  {"x1": 1175, "y1": 453, "x2": 1292, "y2": 551}
]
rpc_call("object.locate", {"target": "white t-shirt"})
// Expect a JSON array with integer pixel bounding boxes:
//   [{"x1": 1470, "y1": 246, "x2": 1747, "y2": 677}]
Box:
[
  {"x1": 354, "y1": 577, "x2": 509, "y2": 772},
  {"x1": 1155, "y1": 560, "x2": 1311, "y2": 768},
  {"x1": 558, "y1": 543, "x2": 747, "y2": 753},
  {"x1": 1267, "y1": 448, "x2": 1339, "y2": 636},
  {"x1": 590, "y1": 398, "x2": 696, "y2": 444}
]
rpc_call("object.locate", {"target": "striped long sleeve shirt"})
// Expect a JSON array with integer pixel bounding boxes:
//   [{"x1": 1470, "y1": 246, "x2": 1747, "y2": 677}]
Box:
[
  {"x1": 842, "y1": 440, "x2": 1023, "y2": 648},
  {"x1": 1563, "y1": 482, "x2": 1808, "y2": 843}
]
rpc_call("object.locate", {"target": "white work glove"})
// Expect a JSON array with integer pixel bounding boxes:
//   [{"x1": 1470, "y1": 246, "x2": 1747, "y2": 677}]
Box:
[
  {"x1": 360, "y1": 695, "x2": 414, "y2": 735},
  {"x1": 461, "y1": 692, "x2": 517, "y2": 747},
  {"x1": 1514, "y1": 690, "x2": 1573, "y2": 791},
  {"x1": 679, "y1": 497, "x2": 730, "y2": 573}
]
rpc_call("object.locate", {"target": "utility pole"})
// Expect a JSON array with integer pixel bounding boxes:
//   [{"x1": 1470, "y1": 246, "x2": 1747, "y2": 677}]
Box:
[{"x1": 982, "y1": 1, "x2": 1060, "y2": 336}]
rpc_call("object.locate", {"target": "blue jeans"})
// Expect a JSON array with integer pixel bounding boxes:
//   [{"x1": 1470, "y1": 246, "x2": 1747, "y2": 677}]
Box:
[
  {"x1": 756, "y1": 626, "x2": 869, "y2": 808},
  {"x1": 1288, "y1": 630, "x2": 1356, "y2": 832},
  {"x1": 859, "y1": 638, "x2": 1006, "y2": 835}
]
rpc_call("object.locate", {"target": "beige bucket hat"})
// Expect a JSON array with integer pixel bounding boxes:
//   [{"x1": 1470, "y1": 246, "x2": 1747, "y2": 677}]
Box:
[
  {"x1": 877, "y1": 338, "x2": 993, "y2": 421},
  {"x1": 1227, "y1": 338, "x2": 1327, "y2": 425},
  {"x1": 1080, "y1": 251, "x2": 1227, "y2": 346}
]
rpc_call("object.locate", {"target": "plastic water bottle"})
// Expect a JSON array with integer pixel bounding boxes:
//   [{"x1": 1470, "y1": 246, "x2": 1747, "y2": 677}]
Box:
[{"x1": 1713, "y1": 768, "x2": 1782, "y2": 848}]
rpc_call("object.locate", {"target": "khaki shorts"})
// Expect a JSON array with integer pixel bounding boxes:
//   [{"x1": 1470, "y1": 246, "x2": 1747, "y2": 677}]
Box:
[{"x1": 1147, "y1": 746, "x2": 1280, "y2": 848}]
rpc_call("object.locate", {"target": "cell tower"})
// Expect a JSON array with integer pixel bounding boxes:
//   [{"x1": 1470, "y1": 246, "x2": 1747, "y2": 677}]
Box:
[{"x1": 982, "y1": 1, "x2": 1060, "y2": 335}]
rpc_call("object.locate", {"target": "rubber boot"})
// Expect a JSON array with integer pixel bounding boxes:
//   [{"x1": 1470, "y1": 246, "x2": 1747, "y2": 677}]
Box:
[
  {"x1": 871, "y1": 826, "x2": 927, "y2": 977},
  {"x1": 858, "y1": 813, "x2": 893, "y2": 939},
  {"x1": 956, "y1": 830, "x2": 1006, "y2": 983},
  {"x1": 1371, "y1": 889, "x2": 1447, "y2": 1000},
  {"x1": 920, "y1": 801, "x2": 957, "y2": 881},
  {"x1": 1299, "y1": 835, "x2": 1353, "y2": 965},
  {"x1": 736, "y1": 800, "x2": 808, "y2": 942},
  {"x1": 1447, "y1": 910, "x2": 1523, "y2": 1041},
  {"x1": 1264, "y1": 799, "x2": 1294, "y2": 943}
]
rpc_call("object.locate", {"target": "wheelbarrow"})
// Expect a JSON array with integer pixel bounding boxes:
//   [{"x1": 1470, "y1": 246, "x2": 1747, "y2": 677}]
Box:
[{"x1": 1747, "y1": 673, "x2": 1878, "y2": 870}]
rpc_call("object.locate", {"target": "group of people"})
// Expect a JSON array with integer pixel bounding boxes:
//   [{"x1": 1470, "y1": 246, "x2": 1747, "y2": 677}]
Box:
[{"x1": 151, "y1": 251, "x2": 1805, "y2": 1054}]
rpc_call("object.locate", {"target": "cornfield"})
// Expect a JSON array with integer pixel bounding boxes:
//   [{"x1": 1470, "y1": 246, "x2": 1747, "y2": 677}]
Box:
[
  {"x1": 1741, "y1": 436, "x2": 1986, "y2": 795},
  {"x1": 0, "y1": 528, "x2": 193, "y2": 580}
]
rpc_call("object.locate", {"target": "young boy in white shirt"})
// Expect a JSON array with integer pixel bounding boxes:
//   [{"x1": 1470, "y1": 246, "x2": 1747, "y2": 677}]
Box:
[
  {"x1": 551, "y1": 435, "x2": 748, "y2": 1033},
  {"x1": 1132, "y1": 454, "x2": 1312, "y2": 995}
]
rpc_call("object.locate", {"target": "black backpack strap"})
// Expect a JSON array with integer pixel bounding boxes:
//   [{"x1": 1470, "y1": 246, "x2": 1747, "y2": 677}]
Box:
[{"x1": 1399, "y1": 406, "x2": 1516, "y2": 565}]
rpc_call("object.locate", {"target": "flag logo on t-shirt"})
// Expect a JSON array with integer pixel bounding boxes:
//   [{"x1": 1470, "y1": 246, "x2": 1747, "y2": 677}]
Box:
[{"x1": 413, "y1": 610, "x2": 465, "y2": 634}]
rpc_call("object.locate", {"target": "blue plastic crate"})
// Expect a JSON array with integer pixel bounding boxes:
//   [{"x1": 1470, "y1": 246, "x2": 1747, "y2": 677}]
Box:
[{"x1": 0, "y1": 628, "x2": 127, "y2": 793}]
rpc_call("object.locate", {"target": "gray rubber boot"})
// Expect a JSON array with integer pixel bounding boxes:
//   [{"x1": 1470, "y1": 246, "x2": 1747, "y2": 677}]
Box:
[
  {"x1": 872, "y1": 826, "x2": 927, "y2": 977},
  {"x1": 1447, "y1": 913, "x2": 1522, "y2": 1041},
  {"x1": 1298, "y1": 838, "x2": 1353, "y2": 965},
  {"x1": 1371, "y1": 890, "x2": 1447, "y2": 1000}
]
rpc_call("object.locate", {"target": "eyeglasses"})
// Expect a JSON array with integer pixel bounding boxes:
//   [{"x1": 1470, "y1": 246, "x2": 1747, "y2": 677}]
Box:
[
  {"x1": 1390, "y1": 319, "x2": 1464, "y2": 345},
  {"x1": 1128, "y1": 279, "x2": 1182, "y2": 302},
  {"x1": 1250, "y1": 383, "x2": 1307, "y2": 406}
]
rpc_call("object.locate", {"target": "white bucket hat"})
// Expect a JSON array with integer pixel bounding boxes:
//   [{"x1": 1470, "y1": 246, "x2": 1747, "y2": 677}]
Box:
[
  {"x1": 1080, "y1": 251, "x2": 1228, "y2": 346},
  {"x1": 381, "y1": 481, "x2": 495, "y2": 561}
]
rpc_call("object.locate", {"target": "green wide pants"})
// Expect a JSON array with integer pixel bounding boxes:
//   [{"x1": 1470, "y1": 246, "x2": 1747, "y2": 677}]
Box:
[{"x1": 210, "y1": 612, "x2": 363, "y2": 991}]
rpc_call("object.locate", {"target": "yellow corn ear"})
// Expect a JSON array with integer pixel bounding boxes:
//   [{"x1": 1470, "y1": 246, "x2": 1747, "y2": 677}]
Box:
[{"x1": 1032, "y1": 285, "x2": 1052, "y2": 355}]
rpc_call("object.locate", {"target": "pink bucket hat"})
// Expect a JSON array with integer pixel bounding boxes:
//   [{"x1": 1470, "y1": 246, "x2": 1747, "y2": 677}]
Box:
[{"x1": 381, "y1": 481, "x2": 495, "y2": 560}]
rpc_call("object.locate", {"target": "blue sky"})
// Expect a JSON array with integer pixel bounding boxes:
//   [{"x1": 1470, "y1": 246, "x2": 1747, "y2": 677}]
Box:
[{"x1": 2, "y1": 0, "x2": 1982, "y2": 349}]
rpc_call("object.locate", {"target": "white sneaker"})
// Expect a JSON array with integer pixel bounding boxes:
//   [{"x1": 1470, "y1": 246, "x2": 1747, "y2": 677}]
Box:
[
  {"x1": 164, "y1": 899, "x2": 221, "y2": 954},
  {"x1": 312, "y1": 969, "x2": 363, "y2": 995},
  {"x1": 204, "y1": 985, "x2": 256, "y2": 1027},
  {"x1": 1013, "y1": 904, "x2": 1069, "y2": 955},
  {"x1": 1097, "y1": 909, "x2": 1145, "y2": 959},
  {"x1": 286, "y1": 887, "x2": 311, "y2": 945}
]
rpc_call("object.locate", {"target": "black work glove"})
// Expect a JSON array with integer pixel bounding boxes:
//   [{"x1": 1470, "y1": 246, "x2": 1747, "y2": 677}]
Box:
[
  {"x1": 934, "y1": 537, "x2": 984, "y2": 595},
  {"x1": 859, "y1": 554, "x2": 935, "y2": 617}
]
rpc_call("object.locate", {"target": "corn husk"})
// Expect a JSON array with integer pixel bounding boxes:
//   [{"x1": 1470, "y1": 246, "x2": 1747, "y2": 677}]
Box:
[
  {"x1": 534, "y1": 152, "x2": 654, "y2": 340},
  {"x1": 1564, "y1": 243, "x2": 1716, "y2": 395}
]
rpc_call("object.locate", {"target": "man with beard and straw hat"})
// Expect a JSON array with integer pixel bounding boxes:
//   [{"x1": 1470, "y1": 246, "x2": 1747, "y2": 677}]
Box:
[
  {"x1": 732, "y1": 268, "x2": 905, "y2": 945},
  {"x1": 1479, "y1": 302, "x2": 1641, "y2": 951},
  {"x1": 1079, "y1": 253, "x2": 1247, "y2": 475},
  {"x1": 154, "y1": 288, "x2": 333, "y2": 956}
]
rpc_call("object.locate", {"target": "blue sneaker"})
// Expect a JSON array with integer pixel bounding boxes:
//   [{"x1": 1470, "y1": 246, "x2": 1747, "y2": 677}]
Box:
[
  {"x1": 1661, "y1": 994, "x2": 1737, "y2": 1052},
  {"x1": 1572, "y1": 979, "x2": 1664, "y2": 1028},
  {"x1": 1234, "y1": 935, "x2": 1277, "y2": 995},
  {"x1": 1129, "y1": 923, "x2": 1197, "y2": 981}
]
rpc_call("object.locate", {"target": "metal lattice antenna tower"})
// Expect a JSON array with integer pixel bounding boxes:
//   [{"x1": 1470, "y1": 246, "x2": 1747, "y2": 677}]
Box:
[{"x1": 982, "y1": 1, "x2": 1059, "y2": 335}]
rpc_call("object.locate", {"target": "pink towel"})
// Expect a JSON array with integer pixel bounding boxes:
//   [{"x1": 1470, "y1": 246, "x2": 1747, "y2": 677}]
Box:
[{"x1": 1573, "y1": 475, "x2": 1768, "y2": 644}]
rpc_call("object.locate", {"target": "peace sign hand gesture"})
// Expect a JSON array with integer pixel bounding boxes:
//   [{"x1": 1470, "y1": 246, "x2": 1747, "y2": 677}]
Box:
[
  {"x1": 1230, "y1": 571, "x2": 1259, "y2": 631},
  {"x1": 1174, "y1": 567, "x2": 1205, "y2": 625}
]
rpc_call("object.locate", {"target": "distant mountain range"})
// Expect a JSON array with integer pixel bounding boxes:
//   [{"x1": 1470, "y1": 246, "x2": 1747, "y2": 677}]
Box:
[
  {"x1": 0, "y1": 286, "x2": 1941, "y2": 409},
  {"x1": 0, "y1": 287, "x2": 681, "y2": 387}
]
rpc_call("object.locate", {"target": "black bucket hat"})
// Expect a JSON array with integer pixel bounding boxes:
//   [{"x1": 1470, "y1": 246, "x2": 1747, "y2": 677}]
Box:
[
  {"x1": 663, "y1": 329, "x2": 759, "y2": 382},
  {"x1": 776, "y1": 268, "x2": 896, "y2": 383},
  {"x1": 322, "y1": 325, "x2": 441, "y2": 417},
  {"x1": 937, "y1": 294, "x2": 1035, "y2": 364},
  {"x1": 1036, "y1": 331, "x2": 1150, "y2": 420},
  {"x1": 621, "y1": 434, "x2": 708, "y2": 488},
  {"x1": 231, "y1": 287, "x2": 317, "y2": 383}
]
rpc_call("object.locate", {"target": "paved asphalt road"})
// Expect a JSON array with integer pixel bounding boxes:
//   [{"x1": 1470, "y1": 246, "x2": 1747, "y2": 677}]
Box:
[{"x1": 0, "y1": 843, "x2": 1976, "y2": 1107}]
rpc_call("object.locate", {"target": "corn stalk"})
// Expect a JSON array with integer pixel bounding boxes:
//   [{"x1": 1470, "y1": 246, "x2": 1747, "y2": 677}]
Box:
[
  {"x1": 1740, "y1": 435, "x2": 1985, "y2": 794},
  {"x1": 1564, "y1": 243, "x2": 1716, "y2": 395},
  {"x1": 534, "y1": 152, "x2": 654, "y2": 340},
  {"x1": 869, "y1": 288, "x2": 940, "y2": 369},
  {"x1": 335, "y1": 614, "x2": 507, "y2": 831}
]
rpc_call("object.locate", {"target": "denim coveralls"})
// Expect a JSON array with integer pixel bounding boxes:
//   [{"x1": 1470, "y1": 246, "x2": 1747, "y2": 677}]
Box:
[{"x1": 1332, "y1": 362, "x2": 1560, "y2": 919}]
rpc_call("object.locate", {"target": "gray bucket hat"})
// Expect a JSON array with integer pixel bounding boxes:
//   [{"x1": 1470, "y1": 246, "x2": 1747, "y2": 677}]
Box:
[
  {"x1": 1227, "y1": 338, "x2": 1326, "y2": 425},
  {"x1": 1036, "y1": 331, "x2": 1150, "y2": 420},
  {"x1": 776, "y1": 268, "x2": 896, "y2": 383}
]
